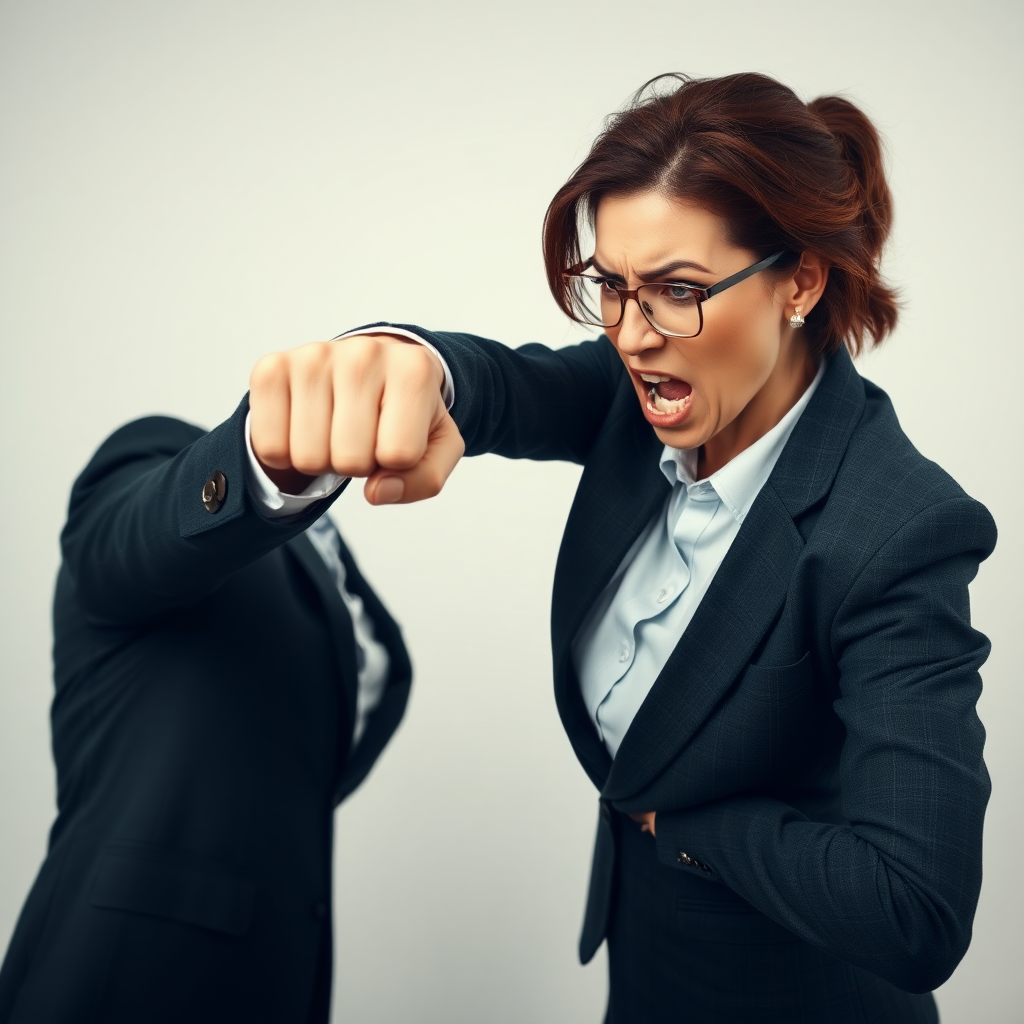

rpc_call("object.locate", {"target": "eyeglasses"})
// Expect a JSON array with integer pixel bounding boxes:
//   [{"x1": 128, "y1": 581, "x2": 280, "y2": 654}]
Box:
[{"x1": 562, "y1": 250, "x2": 790, "y2": 339}]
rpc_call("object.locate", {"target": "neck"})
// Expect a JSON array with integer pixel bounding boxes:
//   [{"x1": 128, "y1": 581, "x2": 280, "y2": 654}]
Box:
[{"x1": 698, "y1": 339, "x2": 818, "y2": 479}]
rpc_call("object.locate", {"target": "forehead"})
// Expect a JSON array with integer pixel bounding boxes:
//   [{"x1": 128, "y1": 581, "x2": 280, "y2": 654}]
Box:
[{"x1": 593, "y1": 191, "x2": 736, "y2": 272}]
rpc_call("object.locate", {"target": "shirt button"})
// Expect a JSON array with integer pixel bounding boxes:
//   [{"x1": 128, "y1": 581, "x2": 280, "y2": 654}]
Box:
[
  {"x1": 619, "y1": 646, "x2": 630, "y2": 663},
  {"x1": 657, "y1": 588, "x2": 669, "y2": 603}
]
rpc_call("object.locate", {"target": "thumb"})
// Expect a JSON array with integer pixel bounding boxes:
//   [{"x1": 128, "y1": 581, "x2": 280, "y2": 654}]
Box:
[{"x1": 364, "y1": 406, "x2": 465, "y2": 506}]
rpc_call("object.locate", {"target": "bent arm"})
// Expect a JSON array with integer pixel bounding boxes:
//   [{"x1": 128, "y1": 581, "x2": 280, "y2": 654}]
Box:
[
  {"x1": 351, "y1": 322, "x2": 625, "y2": 464},
  {"x1": 652, "y1": 497, "x2": 997, "y2": 993},
  {"x1": 60, "y1": 394, "x2": 341, "y2": 626}
]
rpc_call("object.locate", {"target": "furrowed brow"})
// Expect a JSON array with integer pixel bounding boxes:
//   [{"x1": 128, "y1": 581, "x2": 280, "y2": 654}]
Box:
[
  {"x1": 590, "y1": 258, "x2": 625, "y2": 281},
  {"x1": 638, "y1": 258, "x2": 713, "y2": 281},
  {"x1": 591, "y1": 256, "x2": 713, "y2": 282}
]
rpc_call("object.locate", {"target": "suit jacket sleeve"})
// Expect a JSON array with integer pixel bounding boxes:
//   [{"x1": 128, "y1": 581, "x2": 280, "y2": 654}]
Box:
[
  {"x1": 60, "y1": 392, "x2": 342, "y2": 626},
  {"x1": 350, "y1": 322, "x2": 624, "y2": 464},
  {"x1": 653, "y1": 494, "x2": 996, "y2": 994}
]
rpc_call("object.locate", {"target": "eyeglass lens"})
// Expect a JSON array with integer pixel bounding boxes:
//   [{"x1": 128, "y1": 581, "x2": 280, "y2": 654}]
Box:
[{"x1": 570, "y1": 276, "x2": 701, "y2": 337}]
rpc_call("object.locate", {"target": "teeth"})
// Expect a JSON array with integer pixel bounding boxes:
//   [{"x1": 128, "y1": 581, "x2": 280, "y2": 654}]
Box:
[
  {"x1": 640, "y1": 374, "x2": 673, "y2": 383},
  {"x1": 647, "y1": 390, "x2": 692, "y2": 415}
]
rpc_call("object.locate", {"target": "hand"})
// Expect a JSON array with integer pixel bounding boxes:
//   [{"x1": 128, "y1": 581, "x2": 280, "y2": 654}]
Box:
[
  {"x1": 248, "y1": 334, "x2": 464, "y2": 504},
  {"x1": 628, "y1": 811, "x2": 657, "y2": 836}
]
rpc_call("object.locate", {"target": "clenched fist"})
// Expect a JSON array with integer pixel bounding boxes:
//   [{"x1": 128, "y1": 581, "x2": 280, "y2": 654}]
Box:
[{"x1": 248, "y1": 333, "x2": 464, "y2": 504}]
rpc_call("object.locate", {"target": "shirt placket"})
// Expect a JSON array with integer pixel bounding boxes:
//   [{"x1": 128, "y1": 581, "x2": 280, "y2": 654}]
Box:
[{"x1": 592, "y1": 481, "x2": 720, "y2": 748}]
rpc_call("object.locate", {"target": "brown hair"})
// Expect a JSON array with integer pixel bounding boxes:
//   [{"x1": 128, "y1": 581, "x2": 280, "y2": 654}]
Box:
[{"x1": 543, "y1": 72, "x2": 899, "y2": 356}]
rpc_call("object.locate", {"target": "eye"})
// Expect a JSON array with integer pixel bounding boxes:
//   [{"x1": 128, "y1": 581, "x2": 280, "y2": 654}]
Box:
[
  {"x1": 587, "y1": 275, "x2": 623, "y2": 294},
  {"x1": 654, "y1": 283, "x2": 698, "y2": 306}
]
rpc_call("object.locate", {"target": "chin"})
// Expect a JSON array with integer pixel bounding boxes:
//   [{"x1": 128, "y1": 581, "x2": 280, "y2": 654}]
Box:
[{"x1": 652, "y1": 422, "x2": 704, "y2": 451}]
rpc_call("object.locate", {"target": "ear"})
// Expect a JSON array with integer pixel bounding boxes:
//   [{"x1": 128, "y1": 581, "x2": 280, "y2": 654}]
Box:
[{"x1": 779, "y1": 252, "x2": 828, "y2": 320}]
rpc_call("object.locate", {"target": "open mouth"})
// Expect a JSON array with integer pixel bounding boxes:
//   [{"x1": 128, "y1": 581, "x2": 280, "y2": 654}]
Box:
[{"x1": 639, "y1": 373, "x2": 693, "y2": 415}]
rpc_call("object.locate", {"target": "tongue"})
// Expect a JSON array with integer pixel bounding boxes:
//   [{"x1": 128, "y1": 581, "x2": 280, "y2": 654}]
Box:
[{"x1": 656, "y1": 379, "x2": 692, "y2": 401}]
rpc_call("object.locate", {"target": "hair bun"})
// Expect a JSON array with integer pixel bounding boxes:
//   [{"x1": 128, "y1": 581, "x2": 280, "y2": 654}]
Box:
[{"x1": 808, "y1": 95, "x2": 893, "y2": 259}]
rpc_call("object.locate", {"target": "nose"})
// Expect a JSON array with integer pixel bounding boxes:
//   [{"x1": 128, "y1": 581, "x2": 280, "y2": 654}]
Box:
[{"x1": 612, "y1": 296, "x2": 665, "y2": 356}]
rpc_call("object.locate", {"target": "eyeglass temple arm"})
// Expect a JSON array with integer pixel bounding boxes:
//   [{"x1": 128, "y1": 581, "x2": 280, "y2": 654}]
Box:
[
  {"x1": 704, "y1": 250, "x2": 790, "y2": 299},
  {"x1": 564, "y1": 258, "x2": 595, "y2": 276}
]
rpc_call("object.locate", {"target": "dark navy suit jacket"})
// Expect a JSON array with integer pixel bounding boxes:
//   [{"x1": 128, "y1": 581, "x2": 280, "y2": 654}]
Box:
[
  {"x1": 0, "y1": 395, "x2": 411, "y2": 1024},
  {"x1": 384, "y1": 323, "x2": 996, "y2": 1008}
]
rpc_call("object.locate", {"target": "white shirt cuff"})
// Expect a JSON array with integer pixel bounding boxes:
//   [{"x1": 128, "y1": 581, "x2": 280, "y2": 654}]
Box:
[
  {"x1": 244, "y1": 411, "x2": 348, "y2": 519},
  {"x1": 334, "y1": 327, "x2": 455, "y2": 409}
]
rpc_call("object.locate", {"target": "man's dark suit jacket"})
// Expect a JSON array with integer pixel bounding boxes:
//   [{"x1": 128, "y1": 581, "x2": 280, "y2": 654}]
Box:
[
  {"x1": 0, "y1": 395, "x2": 411, "y2": 1024},
  {"x1": 378, "y1": 322, "x2": 996, "y2": 1022}
]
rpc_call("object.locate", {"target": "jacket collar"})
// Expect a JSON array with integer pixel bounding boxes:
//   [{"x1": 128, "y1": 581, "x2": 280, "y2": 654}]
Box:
[
  {"x1": 765, "y1": 345, "x2": 865, "y2": 521},
  {"x1": 552, "y1": 346, "x2": 866, "y2": 797}
]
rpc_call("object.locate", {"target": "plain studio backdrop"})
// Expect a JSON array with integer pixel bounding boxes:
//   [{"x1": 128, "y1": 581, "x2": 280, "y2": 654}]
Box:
[{"x1": 1, "y1": 1, "x2": 1021, "y2": 1021}]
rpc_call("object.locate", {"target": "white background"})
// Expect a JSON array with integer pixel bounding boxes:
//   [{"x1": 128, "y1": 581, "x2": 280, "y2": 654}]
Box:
[{"x1": 1, "y1": 1, "x2": 1021, "y2": 1020}]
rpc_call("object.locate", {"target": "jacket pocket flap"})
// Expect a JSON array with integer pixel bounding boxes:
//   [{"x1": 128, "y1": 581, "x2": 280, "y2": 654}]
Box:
[
  {"x1": 89, "y1": 842, "x2": 255, "y2": 936},
  {"x1": 740, "y1": 650, "x2": 813, "y2": 704}
]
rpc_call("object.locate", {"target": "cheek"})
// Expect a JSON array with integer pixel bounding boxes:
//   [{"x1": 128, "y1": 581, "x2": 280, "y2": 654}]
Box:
[{"x1": 694, "y1": 304, "x2": 779, "y2": 418}]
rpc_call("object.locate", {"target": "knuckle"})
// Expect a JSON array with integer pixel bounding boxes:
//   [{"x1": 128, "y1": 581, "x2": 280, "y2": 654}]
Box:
[
  {"x1": 338, "y1": 336, "x2": 382, "y2": 381},
  {"x1": 306, "y1": 339, "x2": 335, "y2": 365},
  {"x1": 397, "y1": 348, "x2": 437, "y2": 389},
  {"x1": 249, "y1": 351, "x2": 288, "y2": 392},
  {"x1": 292, "y1": 342, "x2": 333, "y2": 381},
  {"x1": 342, "y1": 334, "x2": 376, "y2": 356}
]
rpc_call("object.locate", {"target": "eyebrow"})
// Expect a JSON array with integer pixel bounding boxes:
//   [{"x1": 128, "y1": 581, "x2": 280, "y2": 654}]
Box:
[{"x1": 591, "y1": 256, "x2": 714, "y2": 282}]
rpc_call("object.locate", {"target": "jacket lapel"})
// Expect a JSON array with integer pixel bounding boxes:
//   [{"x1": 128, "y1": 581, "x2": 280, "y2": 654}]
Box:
[
  {"x1": 594, "y1": 347, "x2": 866, "y2": 801},
  {"x1": 601, "y1": 484, "x2": 804, "y2": 800},
  {"x1": 551, "y1": 396, "x2": 670, "y2": 788},
  {"x1": 329, "y1": 535, "x2": 413, "y2": 805},
  {"x1": 285, "y1": 533, "x2": 360, "y2": 754}
]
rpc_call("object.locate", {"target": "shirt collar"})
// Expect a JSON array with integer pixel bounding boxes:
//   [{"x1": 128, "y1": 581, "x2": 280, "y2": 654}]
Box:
[{"x1": 659, "y1": 358, "x2": 826, "y2": 523}]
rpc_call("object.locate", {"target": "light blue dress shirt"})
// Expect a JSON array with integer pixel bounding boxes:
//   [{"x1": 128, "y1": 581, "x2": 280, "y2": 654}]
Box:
[{"x1": 572, "y1": 360, "x2": 825, "y2": 757}]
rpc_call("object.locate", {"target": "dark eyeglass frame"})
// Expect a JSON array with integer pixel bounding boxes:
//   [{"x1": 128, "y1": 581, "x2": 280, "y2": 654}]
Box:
[{"x1": 563, "y1": 249, "x2": 791, "y2": 338}]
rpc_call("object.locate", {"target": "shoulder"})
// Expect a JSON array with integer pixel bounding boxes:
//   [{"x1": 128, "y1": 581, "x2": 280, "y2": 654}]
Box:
[
  {"x1": 93, "y1": 415, "x2": 207, "y2": 460},
  {"x1": 72, "y1": 414, "x2": 209, "y2": 496},
  {"x1": 847, "y1": 379, "x2": 964, "y2": 499},
  {"x1": 86, "y1": 414, "x2": 207, "y2": 469},
  {"x1": 819, "y1": 374, "x2": 996, "y2": 567}
]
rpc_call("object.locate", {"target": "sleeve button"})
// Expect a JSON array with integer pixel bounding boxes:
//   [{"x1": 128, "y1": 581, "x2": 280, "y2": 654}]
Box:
[{"x1": 202, "y1": 470, "x2": 228, "y2": 513}]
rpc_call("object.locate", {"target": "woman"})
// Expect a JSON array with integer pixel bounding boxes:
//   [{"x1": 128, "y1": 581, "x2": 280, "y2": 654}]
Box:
[{"x1": 248, "y1": 72, "x2": 996, "y2": 1022}]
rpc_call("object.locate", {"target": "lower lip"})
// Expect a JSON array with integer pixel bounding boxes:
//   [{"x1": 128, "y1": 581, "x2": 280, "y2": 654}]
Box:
[{"x1": 637, "y1": 383, "x2": 694, "y2": 429}]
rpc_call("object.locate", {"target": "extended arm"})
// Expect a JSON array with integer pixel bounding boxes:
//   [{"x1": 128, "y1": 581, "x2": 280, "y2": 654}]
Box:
[
  {"x1": 62, "y1": 332, "x2": 457, "y2": 624},
  {"x1": 351, "y1": 322, "x2": 625, "y2": 465}
]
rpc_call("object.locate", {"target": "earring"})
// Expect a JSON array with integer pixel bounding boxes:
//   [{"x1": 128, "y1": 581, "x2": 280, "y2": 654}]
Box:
[{"x1": 789, "y1": 308, "x2": 805, "y2": 328}]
